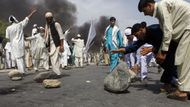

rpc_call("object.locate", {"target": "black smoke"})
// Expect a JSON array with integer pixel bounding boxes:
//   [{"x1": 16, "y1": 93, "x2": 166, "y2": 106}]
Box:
[
  {"x1": 93, "y1": 16, "x2": 110, "y2": 52},
  {"x1": 76, "y1": 16, "x2": 110, "y2": 52},
  {"x1": 0, "y1": 0, "x2": 77, "y2": 35},
  {"x1": 0, "y1": 0, "x2": 110, "y2": 52},
  {"x1": 77, "y1": 22, "x2": 91, "y2": 45},
  {"x1": 0, "y1": 0, "x2": 30, "y2": 20}
]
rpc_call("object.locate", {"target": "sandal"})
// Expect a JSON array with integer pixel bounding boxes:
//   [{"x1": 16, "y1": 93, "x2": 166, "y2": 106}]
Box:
[{"x1": 167, "y1": 91, "x2": 188, "y2": 101}]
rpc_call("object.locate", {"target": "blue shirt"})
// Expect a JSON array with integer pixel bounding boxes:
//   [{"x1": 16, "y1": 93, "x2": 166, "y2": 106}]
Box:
[
  {"x1": 105, "y1": 27, "x2": 113, "y2": 50},
  {"x1": 105, "y1": 26, "x2": 123, "y2": 50}
]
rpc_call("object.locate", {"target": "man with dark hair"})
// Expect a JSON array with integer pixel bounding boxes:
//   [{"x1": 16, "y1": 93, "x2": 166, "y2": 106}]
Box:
[
  {"x1": 138, "y1": 0, "x2": 155, "y2": 13},
  {"x1": 138, "y1": 0, "x2": 190, "y2": 101},
  {"x1": 109, "y1": 17, "x2": 116, "y2": 22},
  {"x1": 112, "y1": 22, "x2": 178, "y2": 89},
  {"x1": 104, "y1": 17, "x2": 123, "y2": 72}
]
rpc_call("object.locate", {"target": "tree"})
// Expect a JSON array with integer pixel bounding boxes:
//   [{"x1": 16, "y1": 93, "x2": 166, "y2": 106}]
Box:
[
  {"x1": 0, "y1": 20, "x2": 8, "y2": 38},
  {"x1": 0, "y1": 20, "x2": 8, "y2": 46}
]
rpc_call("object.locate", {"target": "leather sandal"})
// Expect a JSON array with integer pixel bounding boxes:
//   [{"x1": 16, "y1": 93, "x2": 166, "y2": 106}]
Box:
[{"x1": 167, "y1": 91, "x2": 188, "y2": 101}]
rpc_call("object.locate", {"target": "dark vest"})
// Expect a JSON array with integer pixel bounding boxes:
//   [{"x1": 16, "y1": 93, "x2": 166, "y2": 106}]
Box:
[{"x1": 49, "y1": 22, "x2": 61, "y2": 47}]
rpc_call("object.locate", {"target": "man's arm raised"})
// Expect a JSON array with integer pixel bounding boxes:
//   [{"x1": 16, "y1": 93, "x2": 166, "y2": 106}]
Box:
[{"x1": 27, "y1": 9, "x2": 37, "y2": 19}]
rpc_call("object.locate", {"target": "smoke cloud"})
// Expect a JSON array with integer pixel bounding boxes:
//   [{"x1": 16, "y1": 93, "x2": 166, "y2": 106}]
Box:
[
  {"x1": 93, "y1": 16, "x2": 110, "y2": 50},
  {"x1": 0, "y1": 0, "x2": 77, "y2": 34},
  {"x1": 0, "y1": 0, "x2": 110, "y2": 52},
  {"x1": 76, "y1": 16, "x2": 110, "y2": 52}
]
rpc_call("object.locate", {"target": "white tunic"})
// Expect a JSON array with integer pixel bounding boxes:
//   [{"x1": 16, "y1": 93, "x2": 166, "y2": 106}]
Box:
[
  {"x1": 154, "y1": 0, "x2": 190, "y2": 91},
  {"x1": 154, "y1": 0, "x2": 190, "y2": 65},
  {"x1": 4, "y1": 42, "x2": 11, "y2": 53},
  {"x1": 44, "y1": 22, "x2": 65, "y2": 75},
  {"x1": 24, "y1": 40, "x2": 32, "y2": 68},
  {"x1": 6, "y1": 17, "x2": 29, "y2": 59},
  {"x1": 31, "y1": 27, "x2": 38, "y2": 55},
  {"x1": 26, "y1": 33, "x2": 46, "y2": 59},
  {"x1": 72, "y1": 38, "x2": 84, "y2": 58},
  {"x1": 5, "y1": 42, "x2": 12, "y2": 68},
  {"x1": 60, "y1": 40, "x2": 71, "y2": 66}
]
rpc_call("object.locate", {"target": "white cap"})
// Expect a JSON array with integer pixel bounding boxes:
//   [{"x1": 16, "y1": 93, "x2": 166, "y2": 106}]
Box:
[
  {"x1": 45, "y1": 12, "x2": 53, "y2": 18},
  {"x1": 33, "y1": 24, "x2": 37, "y2": 27},
  {"x1": 77, "y1": 34, "x2": 81, "y2": 38},
  {"x1": 39, "y1": 26, "x2": 44, "y2": 30},
  {"x1": 124, "y1": 28, "x2": 131, "y2": 36},
  {"x1": 8, "y1": 15, "x2": 18, "y2": 23}
]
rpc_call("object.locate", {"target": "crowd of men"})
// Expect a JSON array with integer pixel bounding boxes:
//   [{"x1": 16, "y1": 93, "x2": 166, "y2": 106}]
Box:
[
  {"x1": 0, "y1": 0, "x2": 190, "y2": 102},
  {"x1": 0, "y1": 10, "x2": 100, "y2": 73},
  {"x1": 110, "y1": 0, "x2": 190, "y2": 101}
]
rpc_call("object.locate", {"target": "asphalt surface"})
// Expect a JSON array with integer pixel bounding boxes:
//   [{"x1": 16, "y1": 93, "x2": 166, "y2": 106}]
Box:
[{"x1": 0, "y1": 65, "x2": 189, "y2": 107}]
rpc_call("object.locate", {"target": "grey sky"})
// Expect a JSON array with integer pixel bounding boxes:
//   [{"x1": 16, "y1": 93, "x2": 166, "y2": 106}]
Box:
[
  {"x1": 70, "y1": 0, "x2": 190, "y2": 31},
  {"x1": 70, "y1": 0, "x2": 157, "y2": 31}
]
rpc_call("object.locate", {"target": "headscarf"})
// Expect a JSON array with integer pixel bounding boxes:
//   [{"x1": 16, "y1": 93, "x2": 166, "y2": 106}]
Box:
[
  {"x1": 45, "y1": 12, "x2": 53, "y2": 18},
  {"x1": 44, "y1": 12, "x2": 53, "y2": 42},
  {"x1": 8, "y1": 15, "x2": 18, "y2": 23}
]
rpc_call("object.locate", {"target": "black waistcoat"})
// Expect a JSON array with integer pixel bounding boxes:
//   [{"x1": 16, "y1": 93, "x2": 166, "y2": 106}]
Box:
[{"x1": 49, "y1": 22, "x2": 61, "y2": 47}]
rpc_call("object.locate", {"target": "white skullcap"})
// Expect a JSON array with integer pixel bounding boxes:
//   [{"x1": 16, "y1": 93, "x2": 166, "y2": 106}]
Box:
[
  {"x1": 8, "y1": 15, "x2": 18, "y2": 23},
  {"x1": 33, "y1": 24, "x2": 37, "y2": 27},
  {"x1": 124, "y1": 28, "x2": 131, "y2": 36},
  {"x1": 45, "y1": 12, "x2": 53, "y2": 18},
  {"x1": 39, "y1": 26, "x2": 44, "y2": 30},
  {"x1": 77, "y1": 34, "x2": 81, "y2": 38}
]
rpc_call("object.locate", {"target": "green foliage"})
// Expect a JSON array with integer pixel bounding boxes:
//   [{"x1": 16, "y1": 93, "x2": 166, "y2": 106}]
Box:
[
  {"x1": 0, "y1": 20, "x2": 8, "y2": 38},
  {"x1": 0, "y1": 20, "x2": 9, "y2": 47}
]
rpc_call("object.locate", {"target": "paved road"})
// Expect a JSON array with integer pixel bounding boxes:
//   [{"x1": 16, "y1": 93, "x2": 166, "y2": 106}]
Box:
[{"x1": 0, "y1": 65, "x2": 189, "y2": 107}]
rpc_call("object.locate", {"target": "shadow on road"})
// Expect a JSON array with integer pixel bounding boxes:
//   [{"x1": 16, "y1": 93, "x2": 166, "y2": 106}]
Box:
[{"x1": 130, "y1": 79, "x2": 161, "y2": 94}]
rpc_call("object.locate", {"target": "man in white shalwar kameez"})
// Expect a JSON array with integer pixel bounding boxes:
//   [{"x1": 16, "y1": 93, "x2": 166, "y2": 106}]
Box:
[
  {"x1": 71, "y1": 34, "x2": 84, "y2": 67},
  {"x1": 26, "y1": 27, "x2": 46, "y2": 71},
  {"x1": 60, "y1": 40, "x2": 71, "y2": 68},
  {"x1": 44, "y1": 12, "x2": 64, "y2": 75},
  {"x1": 24, "y1": 37, "x2": 32, "y2": 68},
  {"x1": 32, "y1": 24, "x2": 38, "y2": 36},
  {"x1": 4, "y1": 42, "x2": 15, "y2": 69},
  {"x1": 60, "y1": 29, "x2": 71, "y2": 68},
  {"x1": 31, "y1": 24, "x2": 38, "y2": 65},
  {"x1": 124, "y1": 28, "x2": 138, "y2": 69},
  {"x1": 6, "y1": 10, "x2": 36, "y2": 74},
  {"x1": 31, "y1": 24, "x2": 38, "y2": 47},
  {"x1": 138, "y1": 0, "x2": 190, "y2": 101},
  {"x1": 38, "y1": 27, "x2": 49, "y2": 70}
]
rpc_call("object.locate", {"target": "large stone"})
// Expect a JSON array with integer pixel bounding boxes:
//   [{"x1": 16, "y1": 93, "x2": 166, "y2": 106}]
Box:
[
  {"x1": 8, "y1": 70, "x2": 22, "y2": 78},
  {"x1": 43, "y1": 79, "x2": 61, "y2": 88},
  {"x1": 104, "y1": 61, "x2": 132, "y2": 93},
  {"x1": 34, "y1": 72, "x2": 61, "y2": 83},
  {"x1": 11, "y1": 77, "x2": 22, "y2": 81},
  {"x1": 8, "y1": 70, "x2": 23, "y2": 81}
]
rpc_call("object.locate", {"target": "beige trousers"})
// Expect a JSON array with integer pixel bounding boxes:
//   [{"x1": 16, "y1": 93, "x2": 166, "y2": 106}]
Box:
[
  {"x1": 50, "y1": 44, "x2": 61, "y2": 75},
  {"x1": 177, "y1": 31, "x2": 190, "y2": 92},
  {"x1": 103, "y1": 53, "x2": 109, "y2": 65}
]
